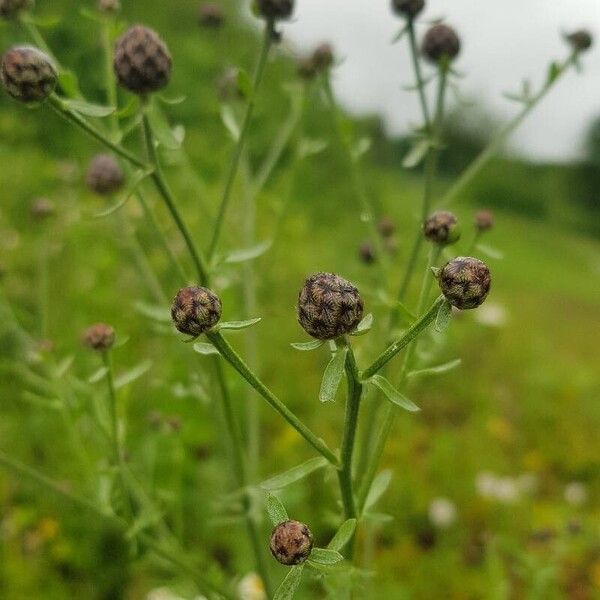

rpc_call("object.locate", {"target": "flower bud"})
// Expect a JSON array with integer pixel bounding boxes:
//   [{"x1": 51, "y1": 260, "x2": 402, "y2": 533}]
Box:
[
  {"x1": 438, "y1": 257, "x2": 491, "y2": 310},
  {"x1": 216, "y1": 67, "x2": 244, "y2": 102},
  {"x1": 296, "y1": 56, "x2": 318, "y2": 80},
  {"x1": 359, "y1": 241, "x2": 376, "y2": 265},
  {"x1": 377, "y1": 216, "x2": 396, "y2": 238},
  {"x1": 30, "y1": 198, "x2": 55, "y2": 221},
  {"x1": 1, "y1": 46, "x2": 57, "y2": 103},
  {"x1": 253, "y1": 0, "x2": 294, "y2": 21},
  {"x1": 86, "y1": 154, "x2": 125, "y2": 196},
  {"x1": 113, "y1": 25, "x2": 172, "y2": 95},
  {"x1": 474, "y1": 210, "x2": 494, "y2": 233},
  {"x1": 171, "y1": 286, "x2": 222, "y2": 336},
  {"x1": 567, "y1": 30, "x2": 593, "y2": 53},
  {"x1": 312, "y1": 43, "x2": 334, "y2": 71},
  {"x1": 391, "y1": 0, "x2": 424, "y2": 19},
  {"x1": 82, "y1": 323, "x2": 116, "y2": 351},
  {"x1": 97, "y1": 0, "x2": 119, "y2": 12},
  {"x1": 269, "y1": 520, "x2": 313, "y2": 566},
  {"x1": 0, "y1": 0, "x2": 33, "y2": 19},
  {"x1": 297, "y1": 272, "x2": 364, "y2": 340},
  {"x1": 423, "y1": 211, "x2": 460, "y2": 245},
  {"x1": 199, "y1": 3, "x2": 224, "y2": 28},
  {"x1": 422, "y1": 24, "x2": 460, "y2": 64}
]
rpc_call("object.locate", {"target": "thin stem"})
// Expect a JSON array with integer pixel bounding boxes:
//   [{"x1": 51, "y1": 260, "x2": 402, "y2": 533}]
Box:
[
  {"x1": 406, "y1": 20, "x2": 431, "y2": 129},
  {"x1": 466, "y1": 230, "x2": 482, "y2": 255},
  {"x1": 207, "y1": 20, "x2": 274, "y2": 260},
  {"x1": 38, "y1": 231, "x2": 50, "y2": 338},
  {"x1": 141, "y1": 109, "x2": 210, "y2": 285},
  {"x1": 207, "y1": 331, "x2": 339, "y2": 466},
  {"x1": 18, "y1": 17, "x2": 58, "y2": 67}
]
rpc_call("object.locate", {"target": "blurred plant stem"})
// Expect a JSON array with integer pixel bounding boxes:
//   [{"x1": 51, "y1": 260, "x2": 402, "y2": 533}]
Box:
[
  {"x1": 207, "y1": 19, "x2": 274, "y2": 261},
  {"x1": 406, "y1": 19, "x2": 431, "y2": 129},
  {"x1": 37, "y1": 231, "x2": 50, "y2": 339}
]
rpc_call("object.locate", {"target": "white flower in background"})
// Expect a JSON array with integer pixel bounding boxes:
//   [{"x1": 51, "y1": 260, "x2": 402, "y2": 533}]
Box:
[
  {"x1": 475, "y1": 302, "x2": 508, "y2": 328},
  {"x1": 564, "y1": 482, "x2": 588, "y2": 506},
  {"x1": 475, "y1": 472, "x2": 525, "y2": 503},
  {"x1": 494, "y1": 477, "x2": 519, "y2": 503},
  {"x1": 238, "y1": 573, "x2": 266, "y2": 600},
  {"x1": 476, "y1": 472, "x2": 498, "y2": 498},
  {"x1": 428, "y1": 497, "x2": 457, "y2": 529}
]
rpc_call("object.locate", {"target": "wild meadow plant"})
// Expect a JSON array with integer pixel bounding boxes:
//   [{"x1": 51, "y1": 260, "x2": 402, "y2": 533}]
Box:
[{"x1": 0, "y1": 0, "x2": 593, "y2": 598}]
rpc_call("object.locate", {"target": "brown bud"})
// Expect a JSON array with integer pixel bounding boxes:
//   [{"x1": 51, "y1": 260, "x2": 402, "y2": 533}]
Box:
[
  {"x1": 86, "y1": 154, "x2": 125, "y2": 196},
  {"x1": 567, "y1": 30, "x2": 593, "y2": 53},
  {"x1": 312, "y1": 43, "x2": 334, "y2": 71},
  {"x1": 474, "y1": 210, "x2": 494, "y2": 233},
  {"x1": 392, "y1": 0, "x2": 425, "y2": 19},
  {"x1": 438, "y1": 257, "x2": 491, "y2": 310},
  {"x1": 147, "y1": 410, "x2": 164, "y2": 430},
  {"x1": 171, "y1": 286, "x2": 222, "y2": 337},
  {"x1": 269, "y1": 520, "x2": 313, "y2": 566},
  {"x1": 82, "y1": 323, "x2": 116, "y2": 351},
  {"x1": 423, "y1": 211, "x2": 461, "y2": 245},
  {"x1": 0, "y1": 0, "x2": 33, "y2": 19},
  {"x1": 113, "y1": 25, "x2": 172, "y2": 95},
  {"x1": 359, "y1": 241, "x2": 376, "y2": 265},
  {"x1": 377, "y1": 216, "x2": 396, "y2": 238},
  {"x1": 422, "y1": 24, "x2": 461, "y2": 64},
  {"x1": 296, "y1": 56, "x2": 318, "y2": 80},
  {"x1": 198, "y1": 3, "x2": 224, "y2": 27},
  {"x1": 297, "y1": 272, "x2": 364, "y2": 340},
  {"x1": 97, "y1": 0, "x2": 119, "y2": 12},
  {"x1": 254, "y1": 0, "x2": 294, "y2": 21},
  {"x1": 1, "y1": 46, "x2": 57, "y2": 103},
  {"x1": 30, "y1": 198, "x2": 55, "y2": 221},
  {"x1": 216, "y1": 67, "x2": 243, "y2": 102}
]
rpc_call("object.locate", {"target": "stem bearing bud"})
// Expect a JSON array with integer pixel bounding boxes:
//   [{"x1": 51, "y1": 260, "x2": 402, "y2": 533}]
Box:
[
  {"x1": 423, "y1": 211, "x2": 461, "y2": 245},
  {"x1": 422, "y1": 24, "x2": 461, "y2": 64},
  {"x1": 82, "y1": 323, "x2": 116, "y2": 351}
]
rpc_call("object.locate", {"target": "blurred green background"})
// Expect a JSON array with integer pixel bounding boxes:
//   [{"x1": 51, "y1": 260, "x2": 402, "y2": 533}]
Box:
[{"x1": 0, "y1": 1, "x2": 599, "y2": 599}]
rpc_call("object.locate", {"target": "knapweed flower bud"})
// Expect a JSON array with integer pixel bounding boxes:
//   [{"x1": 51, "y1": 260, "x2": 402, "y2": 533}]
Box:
[
  {"x1": 359, "y1": 241, "x2": 375, "y2": 265},
  {"x1": 199, "y1": 3, "x2": 224, "y2": 27},
  {"x1": 86, "y1": 154, "x2": 125, "y2": 196},
  {"x1": 422, "y1": 24, "x2": 461, "y2": 64},
  {"x1": 97, "y1": 0, "x2": 119, "y2": 12},
  {"x1": 312, "y1": 43, "x2": 334, "y2": 71},
  {"x1": 82, "y1": 323, "x2": 116, "y2": 351},
  {"x1": 1, "y1": 46, "x2": 57, "y2": 103},
  {"x1": 269, "y1": 520, "x2": 313, "y2": 566},
  {"x1": 438, "y1": 257, "x2": 491, "y2": 310},
  {"x1": 567, "y1": 30, "x2": 593, "y2": 53},
  {"x1": 113, "y1": 25, "x2": 172, "y2": 95},
  {"x1": 0, "y1": 0, "x2": 32, "y2": 19},
  {"x1": 377, "y1": 216, "x2": 396, "y2": 239},
  {"x1": 423, "y1": 211, "x2": 461, "y2": 245},
  {"x1": 253, "y1": 0, "x2": 294, "y2": 21},
  {"x1": 297, "y1": 272, "x2": 364, "y2": 340},
  {"x1": 296, "y1": 56, "x2": 317, "y2": 80},
  {"x1": 171, "y1": 286, "x2": 222, "y2": 336},
  {"x1": 30, "y1": 198, "x2": 55, "y2": 220},
  {"x1": 474, "y1": 210, "x2": 494, "y2": 233},
  {"x1": 392, "y1": 0, "x2": 424, "y2": 19}
]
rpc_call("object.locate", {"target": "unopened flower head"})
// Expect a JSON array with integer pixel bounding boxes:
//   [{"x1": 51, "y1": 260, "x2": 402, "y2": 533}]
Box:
[
  {"x1": 86, "y1": 154, "x2": 125, "y2": 196},
  {"x1": 97, "y1": 0, "x2": 119, "y2": 12},
  {"x1": 423, "y1": 211, "x2": 461, "y2": 245},
  {"x1": 474, "y1": 210, "x2": 494, "y2": 232},
  {"x1": 391, "y1": 0, "x2": 424, "y2": 20},
  {"x1": 422, "y1": 24, "x2": 461, "y2": 64},
  {"x1": 377, "y1": 216, "x2": 396, "y2": 238},
  {"x1": 1, "y1": 46, "x2": 57, "y2": 103},
  {"x1": 269, "y1": 520, "x2": 313, "y2": 566},
  {"x1": 30, "y1": 198, "x2": 55, "y2": 221},
  {"x1": 312, "y1": 43, "x2": 334, "y2": 71},
  {"x1": 0, "y1": 0, "x2": 33, "y2": 19},
  {"x1": 359, "y1": 241, "x2": 376, "y2": 265},
  {"x1": 253, "y1": 0, "x2": 294, "y2": 21},
  {"x1": 567, "y1": 30, "x2": 593, "y2": 53},
  {"x1": 198, "y1": 3, "x2": 225, "y2": 28},
  {"x1": 438, "y1": 257, "x2": 491, "y2": 310},
  {"x1": 297, "y1": 272, "x2": 364, "y2": 340},
  {"x1": 171, "y1": 286, "x2": 222, "y2": 336},
  {"x1": 82, "y1": 323, "x2": 115, "y2": 352},
  {"x1": 114, "y1": 25, "x2": 172, "y2": 94}
]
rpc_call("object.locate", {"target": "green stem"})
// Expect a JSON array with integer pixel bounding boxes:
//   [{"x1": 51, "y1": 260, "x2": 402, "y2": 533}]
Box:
[
  {"x1": 406, "y1": 20, "x2": 431, "y2": 129},
  {"x1": 207, "y1": 20, "x2": 274, "y2": 260},
  {"x1": 207, "y1": 331, "x2": 339, "y2": 466},
  {"x1": 141, "y1": 109, "x2": 210, "y2": 286},
  {"x1": 38, "y1": 231, "x2": 50, "y2": 338}
]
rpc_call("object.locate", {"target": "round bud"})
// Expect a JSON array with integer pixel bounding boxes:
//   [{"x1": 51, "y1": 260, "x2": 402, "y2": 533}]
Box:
[
  {"x1": 253, "y1": 0, "x2": 294, "y2": 21},
  {"x1": 423, "y1": 211, "x2": 461, "y2": 245},
  {"x1": 171, "y1": 286, "x2": 222, "y2": 336},
  {"x1": 1, "y1": 46, "x2": 57, "y2": 103},
  {"x1": 474, "y1": 210, "x2": 494, "y2": 233},
  {"x1": 97, "y1": 0, "x2": 120, "y2": 12},
  {"x1": 392, "y1": 0, "x2": 424, "y2": 19},
  {"x1": 359, "y1": 241, "x2": 375, "y2": 265},
  {"x1": 567, "y1": 30, "x2": 593, "y2": 53},
  {"x1": 296, "y1": 56, "x2": 318, "y2": 80},
  {"x1": 30, "y1": 198, "x2": 55, "y2": 221},
  {"x1": 422, "y1": 24, "x2": 461, "y2": 64},
  {"x1": 199, "y1": 3, "x2": 224, "y2": 27},
  {"x1": 297, "y1": 272, "x2": 364, "y2": 340},
  {"x1": 113, "y1": 25, "x2": 172, "y2": 95},
  {"x1": 377, "y1": 216, "x2": 396, "y2": 239},
  {"x1": 269, "y1": 520, "x2": 313, "y2": 566},
  {"x1": 82, "y1": 323, "x2": 116, "y2": 351},
  {"x1": 0, "y1": 0, "x2": 33, "y2": 19},
  {"x1": 86, "y1": 154, "x2": 125, "y2": 196},
  {"x1": 438, "y1": 257, "x2": 491, "y2": 310},
  {"x1": 312, "y1": 43, "x2": 334, "y2": 71}
]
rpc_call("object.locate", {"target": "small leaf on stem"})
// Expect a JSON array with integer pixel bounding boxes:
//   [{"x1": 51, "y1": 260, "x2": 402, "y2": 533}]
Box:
[
  {"x1": 402, "y1": 138, "x2": 431, "y2": 169},
  {"x1": 114, "y1": 360, "x2": 152, "y2": 389},
  {"x1": 273, "y1": 565, "x2": 304, "y2": 600},
  {"x1": 476, "y1": 243, "x2": 504, "y2": 260},
  {"x1": 260, "y1": 457, "x2": 328, "y2": 491},
  {"x1": 327, "y1": 518, "x2": 357, "y2": 552},
  {"x1": 290, "y1": 340, "x2": 325, "y2": 352},
  {"x1": 193, "y1": 342, "x2": 221, "y2": 356},
  {"x1": 63, "y1": 98, "x2": 115, "y2": 118},
  {"x1": 309, "y1": 547, "x2": 344, "y2": 566},
  {"x1": 266, "y1": 494, "x2": 289, "y2": 526},
  {"x1": 435, "y1": 300, "x2": 453, "y2": 333},
  {"x1": 408, "y1": 358, "x2": 462, "y2": 379},
  {"x1": 369, "y1": 374, "x2": 420, "y2": 412},
  {"x1": 224, "y1": 240, "x2": 272, "y2": 264},
  {"x1": 218, "y1": 318, "x2": 262, "y2": 331},
  {"x1": 220, "y1": 105, "x2": 240, "y2": 141},
  {"x1": 319, "y1": 346, "x2": 348, "y2": 403},
  {"x1": 365, "y1": 469, "x2": 393, "y2": 511},
  {"x1": 351, "y1": 313, "x2": 374, "y2": 336}
]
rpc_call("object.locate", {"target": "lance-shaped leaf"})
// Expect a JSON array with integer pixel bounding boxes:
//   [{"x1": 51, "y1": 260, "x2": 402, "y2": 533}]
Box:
[
  {"x1": 364, "y1": 470, "x2": 393, "y2": 511},
  {"x1": 224, "y1": 240, "x2": 272, "y2": 264},
  {"x1": 309, "y1": 547, "x2": 344, "y2": 566},
  {"x1": 369, "y1": 374, "x2": 420, "y2": 412},
  {"x1": 290, "y1": 340, "x2": 324, "y2": 352},
  {"x1": 115, "y1": 360, "x2": 152, "y2": 389},
  {"x1": 193, "y1": 342, "x2": 220, "y2": 356},
  {"x1": 351, "y1": 313, "x2": 374, "y2": 336},
  {"x1": 93, "y1": 168, "x2": 153, "y2": 218},
  {"x1": 218, "y1": 318, "x2": 262, "y2": 331},
  {"x1": 260, "y1": 457, "x2": 328, "y2": 491},
  {"x1": 274, "y1": 565, "x2": 304, "y2": 600},
  {"x1": 476, "y1": 243, "x2": 504, "y2": 260},
  {"x1": 319, "y1": 347, "x2": 348, "y2": 403},
  {"x1": 327, "y1": 519, "x2": 357, "y2": 552},
  {"x1": 402, "y1": 138, "x2": 431, "y2": 169},
  {"x1": 435, "y1": 300, "x2": 453, "y2": 333},
  {"x1": 220, "y1": 105, "x2": 240, "y2": 141},
  {"x1": 266, "y1": 494, "x2": 288, "y2": 526},
  {"x1": 63, "y1": 98, "x2": 115, "y2": 118},
  {"x1": 88, "y1": 366, "x2": 109, "y2": 384},
  {"x1": 408, "y1": 358, "x2": 462, "y2": 379}
]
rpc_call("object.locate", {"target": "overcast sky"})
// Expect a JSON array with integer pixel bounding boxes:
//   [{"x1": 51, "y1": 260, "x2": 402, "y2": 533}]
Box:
[{"x1": 283, "y1": 0, "x2": 600, "y2": 162}]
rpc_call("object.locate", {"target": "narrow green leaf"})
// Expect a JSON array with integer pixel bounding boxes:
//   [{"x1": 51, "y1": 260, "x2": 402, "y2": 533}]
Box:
[
  {"x1": 351, "y1": 313, "x2": 374, "y2": 336},
  {"x1": 260, "y1": 457, "x2": 328, "y2": 491},
  {"x1": 391, "y1": 24, "x2": 408, "y2": 44},
  {"x1": 408, "y1": 358, "x2": 462, "y2": 379},
  {"x1": 297, "y1": 138, "x2": 328, "y2": 160},
  {"x1": 369, "y1": 374, "x2": 420, "y2": 412},
  {"x1": 402, "y1": 138, "x2": 430, "y2": 169},
  {"x1": 53, "y1": 355, "x2": 74, "y2": 379},
  {"x1": 476, "y1": 243, "x2": 504, "y2": 260},
  {"x1": 224, "y1": 240, "x2": 272, "y2": 264},
  {"x1": 266, "y1": 494, "x2": 289, "y2": 526},
  {"x1": 147, "y1": 105, "x2": 183, "y2": 150},
  {"x1": 319, "y1": 347, "x2": 348, "y2": 403},
  {"x1": 218, "y1": 318, "x2": 262, "y2": 331},
  {"x1": 274, "y1": 565, "x2": 304, "y2": 600},
  {"x1": 365, "y1": 470, "x2": 393, "y2": 511},
  {"x1": 93, "y1": 168, "x2": 153, "y2": 218},
  {"x1": 88, "y1": 366, "x2": 109, "y2": 384},
  {"x1": 309, "y1": 547, "x2": 344, "y2": 566},
  {"x1": 114, "y1": 360, "x2": 152, "y2": 389},
  {"x1": 237, "y1": 68, "x2": 253, "y2": 100},
  {"x1": 157, "y1": 94, "x2": 187, "y2": 105},
  {"x1": 193, "y1": 342, "x2": 220, "y2": 356},
  {"x1": 290, "y1": 340, "x2": 325, "y2": 351},
  {"x1": 64, "y1": 98, "x2": 115, "y2": 118},
  {"x1": 134, "y1": 301, "x2": 171, "y2": 323},
  {"x1": 435, "y1": 300, "x2": 453, "y2": 333},
  {"x1": 327, "y1": 519, "x2": 357, "y2": 552},
  {"x1": 220, "y1": 105, "x2": 240, "y2": 141},
  {"x1": 351, "y1": 137, "x2": 372, "y2": 162},
  {"x1": 547, "y1": 61, "x2": 561, "y2": 85}
]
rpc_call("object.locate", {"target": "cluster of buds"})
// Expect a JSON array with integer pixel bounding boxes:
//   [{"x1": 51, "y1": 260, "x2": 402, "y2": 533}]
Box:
[
  {"x1": 113, "y1": 25, "x2": 172, "y2": 95},
  {"x1": 391, "y1": 0, "x2": 425, "y2": 20},
  {"x1": 438, "y1": 257, "x2": 491, "y2": 310},
  {"x1": 423, "y1": 211, "x2": 461, "y2": 246},
  {"x1": 198, "y1": 3, "x2": 225, "y2": 28},
  {"x1": 297, "y1": 43, "x2": 334, "y2": 80},
  {"x1": 1, "y1": 46, "x2": 56, "y2": 103},
  {"x1": 0, "y1": 0, "x2": 32, "y2": 19},
  {"x1": 86, "y1": 154, "x2": 125, "y2": 196},
  {"x1": 422, "y1": 24, "x2": 461, "y2": 64},
  {"x1": 253, "y1": 0, "x2": 294, "y2": 21},
  {"x1": 82, "y1": 323, "x2": 115, "y2": 352},
  {"x1": 297, "y1": 272, "x2": 364, "y2": 340},
  {"x1": 269, "y1": 520, "x2": 313, "y2": 566},
  {"x1": 171, "y1": 286, "x2": 222, "y2": 336}
]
